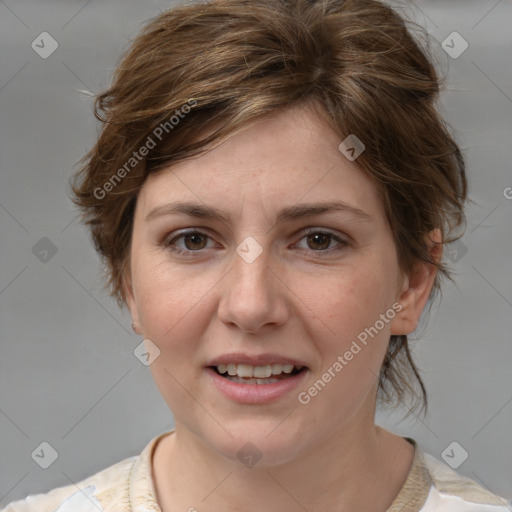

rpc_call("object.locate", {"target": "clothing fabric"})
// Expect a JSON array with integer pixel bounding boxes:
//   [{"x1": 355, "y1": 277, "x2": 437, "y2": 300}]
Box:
[{"x1": 2, "y1": 430, "x2": 510, "y2": 511}]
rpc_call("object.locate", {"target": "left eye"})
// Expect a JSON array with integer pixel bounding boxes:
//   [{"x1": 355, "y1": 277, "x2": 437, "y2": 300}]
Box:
[
  {"x1": 163, "y1": 229, "x2": 347, "y2": 256},
  {"x1": 294, "y1": 230, "x2": 347, "y2": 254}
]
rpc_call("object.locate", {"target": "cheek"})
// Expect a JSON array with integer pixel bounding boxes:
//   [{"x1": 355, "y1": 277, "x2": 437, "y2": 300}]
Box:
[
  {"x1": 132, "y1": 262, "x2": 214, "y2": 410},
  {"x1": 131, "y1": 258, "x2": 203, "y2": 348},
  {"x1": 304, "y1": 260, "x2": 397, "y2": 401},
  {"x1": 320, "y1": 263, "x2": 396, "y2": 343},
  {"x1": 297, "y1": 272, "x2": 394, "y2": 420}
]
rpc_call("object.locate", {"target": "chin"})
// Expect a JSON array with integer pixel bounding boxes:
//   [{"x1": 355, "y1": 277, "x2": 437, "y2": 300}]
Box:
[{"x1": 202, "y1": 419, "x2": 312, "y2": 468}]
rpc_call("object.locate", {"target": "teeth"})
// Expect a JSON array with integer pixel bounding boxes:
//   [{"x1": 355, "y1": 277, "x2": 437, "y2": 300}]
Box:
[
  {"x1": 237, "y1": 364, "x2": 254, "y2": 378},
  {"x1": 253, "y1": 365, "x2": 272, "y2": 378},
  {"x1": 271, "y1": 364, "x2": 283, "y2": 374},
  {"x1": 215, "y1": 363, "x2": 303, "y2": 378},
  {"x1": 224, "y1": 376, "x2": 282, "y2": 384}
]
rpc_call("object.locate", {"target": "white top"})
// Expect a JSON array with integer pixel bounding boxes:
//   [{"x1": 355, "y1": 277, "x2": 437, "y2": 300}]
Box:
[{"x1": 2, "y1": 430, "x2": 510, "y2": 511}]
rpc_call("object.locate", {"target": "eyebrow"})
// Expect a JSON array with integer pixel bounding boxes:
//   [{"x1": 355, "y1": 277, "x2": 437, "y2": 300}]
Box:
[{"x1": 145, "y1": 200, "x2": 372, "y2": 224}]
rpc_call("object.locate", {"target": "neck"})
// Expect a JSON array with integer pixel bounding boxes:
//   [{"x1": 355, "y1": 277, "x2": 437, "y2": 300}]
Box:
[{"x1": 152, "y1": 421, "x2": 414, "y2": 512}]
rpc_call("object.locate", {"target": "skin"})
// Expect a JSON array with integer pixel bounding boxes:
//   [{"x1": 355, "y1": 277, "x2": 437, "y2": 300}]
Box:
[{"x1": 124, "y1": 102, "x2": 441, "y2": 512}]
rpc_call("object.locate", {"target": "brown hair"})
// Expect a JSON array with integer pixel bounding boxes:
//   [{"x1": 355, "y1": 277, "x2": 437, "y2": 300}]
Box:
[{"x1": 70, "y1": 0, "x2": 467, "y2": 416}]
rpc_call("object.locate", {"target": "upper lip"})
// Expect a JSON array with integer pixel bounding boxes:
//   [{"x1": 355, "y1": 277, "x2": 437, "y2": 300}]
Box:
[{"x1": 206, "y1": 352, "x2": 308, "y2": 368}]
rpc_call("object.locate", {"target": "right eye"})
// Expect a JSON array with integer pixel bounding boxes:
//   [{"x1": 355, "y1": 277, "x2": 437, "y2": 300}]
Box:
[{"x1": 163, "y1": 230, "x2": 217, "y2": 256}]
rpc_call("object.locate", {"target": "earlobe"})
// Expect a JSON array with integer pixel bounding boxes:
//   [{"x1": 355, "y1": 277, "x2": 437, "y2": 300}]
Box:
[{"x1": 390, "y1": 229, "x2": 442, "y2": 336}]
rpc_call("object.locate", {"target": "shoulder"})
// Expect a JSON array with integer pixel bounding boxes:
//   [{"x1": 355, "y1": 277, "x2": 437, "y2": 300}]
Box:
[
  {"x1": 0, "y1": 454, "x2": 136, "y2": 512},
  {"x1": 1, "y1": 430, "x2": 172, "y2": 512},
  {"x1": 420, "y1": 451, "x2": 512, "y2": 511}
]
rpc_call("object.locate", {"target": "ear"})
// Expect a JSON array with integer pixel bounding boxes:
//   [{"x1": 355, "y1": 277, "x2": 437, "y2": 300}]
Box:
[
  {"x1": 390, "y1": 229, "x2": 443, "y2": 336},
  {"x1": 122, "y1": 261, "x2": 142, "y2": 336}
]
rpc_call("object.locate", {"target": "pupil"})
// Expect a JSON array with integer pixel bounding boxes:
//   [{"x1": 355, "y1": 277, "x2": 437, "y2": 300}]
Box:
[
  {"x1": 185, "y1": 233, "x2": 206, "y2": 250},
  {"x1": 308, "y1": 233, "x2": 329, "y2": 250}
]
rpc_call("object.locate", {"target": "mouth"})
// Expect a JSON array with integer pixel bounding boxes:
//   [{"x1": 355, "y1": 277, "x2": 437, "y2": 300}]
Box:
[{"x1": 209, "y1": 363, "x2": 306, "y2": 384}]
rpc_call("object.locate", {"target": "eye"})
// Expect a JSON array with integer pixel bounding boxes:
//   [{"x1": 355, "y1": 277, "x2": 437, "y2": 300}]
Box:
[
  {"x1": 163, "y1": 230, "x2": 215, "y2": 255},
  {"x1": 294, "y1": 229, "x2": 348, "y2": 255}
]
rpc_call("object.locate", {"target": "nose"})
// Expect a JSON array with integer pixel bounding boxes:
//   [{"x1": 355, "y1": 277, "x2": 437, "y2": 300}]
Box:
[{"x1": 217, "y1": 241, "x2": 289, "y2": 334}]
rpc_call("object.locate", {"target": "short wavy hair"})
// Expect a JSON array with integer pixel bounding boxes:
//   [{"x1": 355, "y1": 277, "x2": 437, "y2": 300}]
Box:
[{"x1": 70, "y1": 0, "x2": 467, "y2": 417}]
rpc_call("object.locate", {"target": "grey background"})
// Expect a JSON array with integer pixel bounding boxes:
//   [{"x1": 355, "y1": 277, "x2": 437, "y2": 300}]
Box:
[{"x1": 1, "y1": 0, "x2": 511, "y2": 506}]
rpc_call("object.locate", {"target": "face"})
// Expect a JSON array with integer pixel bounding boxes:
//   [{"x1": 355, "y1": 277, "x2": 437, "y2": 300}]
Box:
[{"x1": 124, "y1": 104, "x2": 434, "y2": 466}]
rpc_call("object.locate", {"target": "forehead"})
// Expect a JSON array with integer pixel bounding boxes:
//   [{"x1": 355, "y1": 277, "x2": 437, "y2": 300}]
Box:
[{"x1": 137, "y1": 105, "x2": 385, "y2": 224}]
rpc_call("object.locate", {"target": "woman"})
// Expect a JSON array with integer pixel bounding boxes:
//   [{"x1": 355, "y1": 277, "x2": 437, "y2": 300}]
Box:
[{"x1": 3, "y1": 0, "x2": 510, "y2": 510}]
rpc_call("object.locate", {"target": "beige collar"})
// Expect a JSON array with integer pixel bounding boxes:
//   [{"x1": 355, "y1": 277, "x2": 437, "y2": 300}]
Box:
[{"x1": 129, "y1": 431, "x2": 432, "y2": 512}]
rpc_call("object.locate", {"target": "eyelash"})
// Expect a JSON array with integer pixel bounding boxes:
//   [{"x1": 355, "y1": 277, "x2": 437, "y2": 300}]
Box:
[{"x1": 162, "y1": 228, "x2": 348, "y2": 257}]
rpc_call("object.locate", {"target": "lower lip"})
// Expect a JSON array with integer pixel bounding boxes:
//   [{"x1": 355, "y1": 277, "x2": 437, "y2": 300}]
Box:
[{"x1": 205, "y1": 367, "x2": 309, "y2": 405}]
